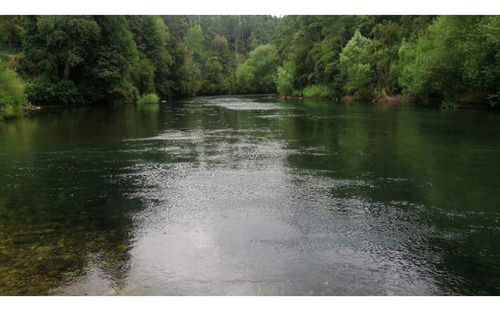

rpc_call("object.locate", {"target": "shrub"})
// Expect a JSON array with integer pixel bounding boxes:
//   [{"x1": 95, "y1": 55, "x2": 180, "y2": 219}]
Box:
[
  {"x1": 138, "y1": 93, "x2": 160, "y2": 105},
  {"x1": 0, "y1": 59, "x2": 28, "y2": 119},
  {"x1": 302, "y1": 84, "x2": 332, "y2": 98},
  {"x1": 26, "y1": 80, "x2": 84, "y2": 106},
  {"x1": 440, "y1": 99, "x2": 459, "y2": 110}
]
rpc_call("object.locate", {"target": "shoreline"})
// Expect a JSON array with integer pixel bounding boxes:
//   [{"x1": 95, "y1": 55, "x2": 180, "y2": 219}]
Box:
[
  {"x1": 2, "y1": 93, "x2": 496, "y2": 122},
  {"x1": 274, "y1": 94, "x2": 496, "y2": 110}
]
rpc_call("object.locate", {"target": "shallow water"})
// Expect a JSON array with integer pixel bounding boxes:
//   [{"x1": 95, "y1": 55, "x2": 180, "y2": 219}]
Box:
[{"x1": 0, "y1": 95, "x2": 499, "y2": 295}]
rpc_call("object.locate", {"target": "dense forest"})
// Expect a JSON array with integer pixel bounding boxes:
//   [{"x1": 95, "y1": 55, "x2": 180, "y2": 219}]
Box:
[{"x1": 1, "y1": 15, "x2": 499, "y2": 120}]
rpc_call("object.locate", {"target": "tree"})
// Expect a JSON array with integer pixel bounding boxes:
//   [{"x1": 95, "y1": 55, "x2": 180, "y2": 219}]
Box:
[
  {"x1": 286, "y1": 16, "x2": 321, "y2": 89},
  {"x1": 235, "y1": 44, "x2": 279, "y2": 93},
  {"x1": 21, "y1": 16, "x2": 101, "y2": 105},
  {"x1": 175, "y1": 43, "x2": 201, "y2": 97},
  {"x1": 235, "y1": 63, "x2": 254, "y2": 93},
  {"x1": 3, "y1": 14, "x2": 498, "y2": 113},
  {"x1": 397, "y1": 16, "x2": 497, "y2": 106},
  {"x1": 90, "y1": 16, "x2": 140, "y2": 103},
  {"x1": 339, "y1": 30, "x2": 375, "y2": 100},
  {"x1": 184, "y1": 24, "x2": 205, "y2": 61},
  {"x1": 203, "y1": 34, "x2": 233, "y2": 94},
  {"x1": 275, "y1": 61, "x2": 295, "y2": 95},
  {"x1": 38, "y1": 16, "x2": 101, "y2": 81},
  {"x1": 128, "y1": 16, "x2": 174, "y2": 98},
  {"x1": 132, "y1": 58, "x2": 155, "y2": 94},
  {"x1": 0, "y1": 16, "x2": 23, "y2": 51},
  {"x1": 461, "y1": 16, "x2": 500, "y2": 106}
]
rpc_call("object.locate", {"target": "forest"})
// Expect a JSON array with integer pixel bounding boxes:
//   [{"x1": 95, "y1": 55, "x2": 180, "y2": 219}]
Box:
[{"x1": 1, "y1": 15, "x2": 499, "y2": 120}]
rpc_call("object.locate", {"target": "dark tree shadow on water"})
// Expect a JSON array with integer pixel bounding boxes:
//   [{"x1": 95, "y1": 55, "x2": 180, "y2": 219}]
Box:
[{"x1": 0, "y1": 105, "x2": 166, "y2": 295}]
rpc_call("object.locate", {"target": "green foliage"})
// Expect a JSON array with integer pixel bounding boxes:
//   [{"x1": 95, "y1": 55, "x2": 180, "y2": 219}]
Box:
[
  {"x1": 20, "y1": 16, "x2": 99, "y2": 104},
  {"x1": 286, "y1": 16, "x2": 320, "y2": 89},
  {"x1": 20, "y1": 15, "x2": 141, "y2": 105},
  {"x1": 0, "y1": 16, "x2": 23, "y2": 52},
  {"x1": 274, "y1": 16, "x2": 436, "y2": 101},
  {"x1": 441, "y1": 99, "x2": 459, "y2": 110},
  {"x1": 183, "y1": 25, "x2": 236, "y2": 95},
  {"x1": 201, "y1": 56, "x2": 230, "y2": 95},
  {"x1": 302, "y1": 84, "x2": 332, "y2": 98},
  {"x1": 461, "y1": 16, "x2": 500, "y2": 107},
  {"x1": 339, "y1": 30, "x2": 375, "y2": 100},
  {"x1": 2, "y1": 14, "x2": 499, "y2": 116},
  {"x1": 163, "y1": 15, "x2": 279, "y2": 55},
  {"x1": 398, "y1": 16, "x2": 500, "y2": 106},
  {"x1": 20, "y1": 16, "x2": 101, "y2": 89},
  {"x1": 3, "y1": 15, "x2": 284, "y2": 116},
  {"x1": 176, "y1": 44, "x2": 202, "y2": 97},
  {"x1": 185, "y1": 25, "x2": 205, "y2": 61},
  {"x1": 398, "y1": 17, "x2": 466, "y2": 103},
  {"x1": 370, "y1": 17, "x2": 431, "y2": 95},
  {"x1": 275, "y1": 61, "x2": 295, "y2": 95},
  {"x1": 236, "y1": 44, "x2": 279, "y2": 93},
  {"x1": 128, "y1": 16, "x2": 174, "y2": 98},
  {"x1": 38, "y1": 16, "x2": 101, "y2": 78},
  {"x1": 137, "y1": 93, "x2": 159, "y2": 105},
  {"x1": 25, "y1": 80, "x2": 83, "y2": 105},
  {"x1": 92, "y1": 16, "x2": 140, "y2": 103},
  {"x1": 0, "y1": 59, "x2": 28, "y2": 119},
  {"x1": 132, "y1": 58, "x2": 155, "y2": 95}
]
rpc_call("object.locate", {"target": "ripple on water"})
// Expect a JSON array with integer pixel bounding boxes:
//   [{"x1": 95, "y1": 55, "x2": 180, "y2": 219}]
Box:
[
  {"x1": 2, "y1": 95, "x2": 500, "y2": 295},
  {"x1": 97, "y1": 125, "x2": 444, "y2": 295},
  {"x1": 203, "y1": 97, "x2": 282, "y2": 111}
]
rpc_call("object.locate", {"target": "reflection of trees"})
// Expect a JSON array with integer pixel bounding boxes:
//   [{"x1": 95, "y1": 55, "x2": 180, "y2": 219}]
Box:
[
  {"x1": 276, "y1": 99, "x2": 500, "y2": 294},
  {"x1": 0, "y1": 105, "x2": 166, "y2": 295}
]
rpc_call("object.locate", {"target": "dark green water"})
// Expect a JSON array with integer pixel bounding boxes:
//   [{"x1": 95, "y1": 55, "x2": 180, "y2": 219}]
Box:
[{"x1": 0, "y1": 95, "x2": 499, "y2": 295}]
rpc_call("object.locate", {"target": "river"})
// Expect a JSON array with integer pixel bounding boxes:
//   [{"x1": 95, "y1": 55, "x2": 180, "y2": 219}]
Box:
[{"x1": 0, "y1": 95, "x2": 499, "y2": 295}]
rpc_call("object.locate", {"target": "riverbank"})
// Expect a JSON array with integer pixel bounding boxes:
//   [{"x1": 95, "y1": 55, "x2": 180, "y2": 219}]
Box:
[
  {"x1": 276, "y1": 94, "x2": 415, "y2": 106},
  {"x1": 275, "y1": 93, "x2": 497, "y2": 110},
  {"x1": 2, "y1": 92, "x2": 497, "y2": 122}
]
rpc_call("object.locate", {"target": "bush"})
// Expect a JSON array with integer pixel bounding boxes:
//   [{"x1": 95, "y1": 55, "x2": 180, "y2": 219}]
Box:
[
  {"x1": 138, "y1": 93, "x2": 160, "y2": 105},
  {"x1": 111, "y1": 79, "x2": 139, "y2": 104},
  {"x1": 440, "y1": 99, "x2": 459, "y2": 110},
  {"x1": 26, "y1": 80, "x2": 84, "y2": 106},
  {"x1": 0, "y1": 59, "x2": 28, "y2": 120},
  {"x1": 302, "y1": 84, "x2": 332, "y2": 98}
]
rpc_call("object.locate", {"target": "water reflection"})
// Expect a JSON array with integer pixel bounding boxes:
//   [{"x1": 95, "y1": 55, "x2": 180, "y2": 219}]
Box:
[
  {"x1": 0, "y1": 96, "x2": 499, "y2": 295},
  {"x1": 0, "y1": 106, "x2": 157, "y2": 295}
]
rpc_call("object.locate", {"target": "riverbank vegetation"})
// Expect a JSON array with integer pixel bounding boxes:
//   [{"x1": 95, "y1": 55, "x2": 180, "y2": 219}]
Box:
[
  {"x1": 1, "y1": 15, "x2": 499, "y2": 119},
  {"x1": 0, "y1": 57, "x2": 28, "y2": 120},
  {"x1": 138, "y1": 93, "x2": 160, "y2": 105}
]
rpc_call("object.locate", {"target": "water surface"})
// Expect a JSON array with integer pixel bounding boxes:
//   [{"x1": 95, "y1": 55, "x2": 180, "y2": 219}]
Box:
[{"x1": 0, "y1": 96, "x2": 499, "y2": 295}]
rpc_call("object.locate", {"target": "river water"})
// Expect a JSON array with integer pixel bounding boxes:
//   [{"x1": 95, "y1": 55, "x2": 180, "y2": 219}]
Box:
[{"x1": 0, "y1": 95, "x2": 499, "y2": 295}]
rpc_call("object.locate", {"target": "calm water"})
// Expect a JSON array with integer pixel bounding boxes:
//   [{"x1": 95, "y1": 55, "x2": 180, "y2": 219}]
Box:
[{"x1": 0, "y1": 96, "x2": 499, "y2": 295}]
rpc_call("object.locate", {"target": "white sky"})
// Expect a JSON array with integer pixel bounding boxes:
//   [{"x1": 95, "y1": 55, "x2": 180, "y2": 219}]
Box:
[{"x1": 2, "y1": 0, "x2": 499, "y2": 15}]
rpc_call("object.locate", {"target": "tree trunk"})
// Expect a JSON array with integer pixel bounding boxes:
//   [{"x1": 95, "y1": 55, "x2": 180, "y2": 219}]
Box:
[{"x1": 63, "y1": 58, "x2": 70, "y2": 80}]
